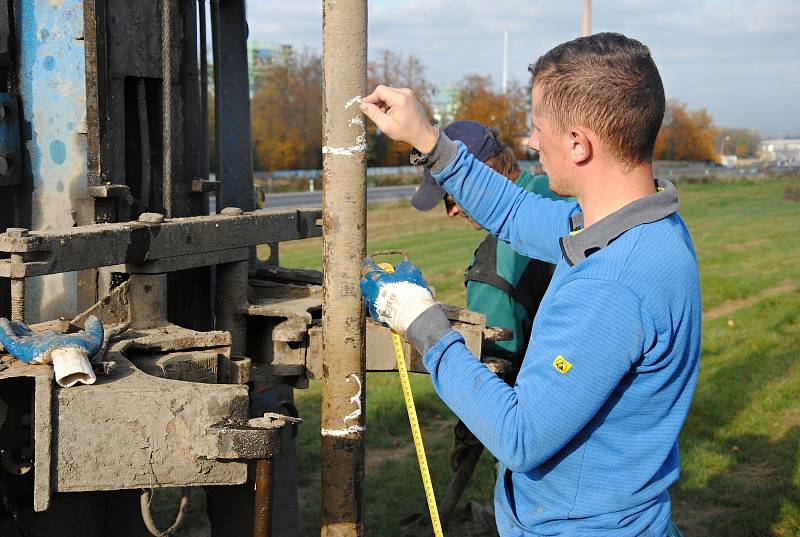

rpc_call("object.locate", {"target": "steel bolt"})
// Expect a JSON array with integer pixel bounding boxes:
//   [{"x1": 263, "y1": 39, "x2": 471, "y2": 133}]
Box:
[
  {"x1": 138, "y1": 212, "x2": 165, "y2": 224},
  {"x1": 0, "y1": 156, "x2": 11, "y2": 176},
  {"x1": 220, "y1": 207, "x2": 243, "y2": 216},
  {"x1": 10, "y1": 250, "x2": 25, "y2": 322},
  {"x1": 5, "y1": 228, "x2": 29, "y2": 238}
]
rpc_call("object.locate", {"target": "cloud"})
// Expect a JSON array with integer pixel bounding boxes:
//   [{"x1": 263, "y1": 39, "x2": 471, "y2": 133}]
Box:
[{"x1": 244, "y1": 0, "x2": 800, "y2": 133}]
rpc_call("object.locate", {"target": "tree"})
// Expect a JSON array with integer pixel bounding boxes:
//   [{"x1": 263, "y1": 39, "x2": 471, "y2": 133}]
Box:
[
  {"x1": 249, "y1": 48, "x2": 436, "y2": 170},
  {"x1": 367, "y1": 50, "x2": 436, "y2": 166},
  {"x1": 654, "y1": 100, "x2": 718, "y2": 162},
  {"x1": 452, "y1": 74, "x2": 530, "y2": 158},
  {"x1": 717, "y1": 128, "x2": 761, "y2": 158},
  {"x1": 250, "y1": 49, "x2": 323, "y2": 171}
]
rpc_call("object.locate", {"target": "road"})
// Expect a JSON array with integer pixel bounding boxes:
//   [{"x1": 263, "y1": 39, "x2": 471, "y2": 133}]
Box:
[
  {"x1": 222, "y1": 161, "x2": 792, "y2": 212},
  {"x1": 261, "y1": 185, "x2": 417, "y2": 209}
]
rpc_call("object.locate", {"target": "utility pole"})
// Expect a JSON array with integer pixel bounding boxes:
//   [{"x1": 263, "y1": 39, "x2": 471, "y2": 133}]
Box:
[
  {"x1": 502, "y1": 30, "x2": 509, "y2": 94},
  {"x1": 320, "y1": 1, "x2": 368, "y2": 536},
  {"x1": 582, "y1": 0, "x2": 592, "y2": 36}
]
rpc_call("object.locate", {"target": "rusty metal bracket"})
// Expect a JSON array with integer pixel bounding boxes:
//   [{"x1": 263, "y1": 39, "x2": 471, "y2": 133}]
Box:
[
  {"x1": 245, "y1": 270, "x2": 488, "y2": 383},
  {"x1": 483, "y1": 326, "x2": 513, "y2": 342},
  {"x1": 218, "y1": 355, "x2": 251, "y2": 384},
  {"x1": 305, "y1": 304, "x2": 486, "y2": 377},
  {"x1": 191, "y1": 178, "x2": 221, "y2": 192},
  {"x1": 90, "y1": 184, "x2": 135, "y2": 224},
  {"x1": 208, "y1": 413, "x2": 300, "y2": 460},
  {"x1": 0, "y1": 93, "x2": 22, "y2": 186},
  {"x1": 89, "y1": 183, "x2": 134, "y2": 201},
  {"x1": 0, "y1": 208, "x2": 322, "y2": 278}
]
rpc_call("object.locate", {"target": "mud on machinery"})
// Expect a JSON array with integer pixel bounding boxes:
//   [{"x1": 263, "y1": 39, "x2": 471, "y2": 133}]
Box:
[{"x1": 0, "y1": 1, "x2": 492, "y2": 535}]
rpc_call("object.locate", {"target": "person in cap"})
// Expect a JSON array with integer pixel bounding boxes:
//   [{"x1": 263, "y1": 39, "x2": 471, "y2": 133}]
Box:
[
  {"x1": 412, "y1": 120, "x2": 571, "y2": 529},
  {"x1": 360, "y1": 32, "x2": 695, "y2": 537},
  {"x1": 412, "y1": 119, "x2": 567, "y2": 367}
]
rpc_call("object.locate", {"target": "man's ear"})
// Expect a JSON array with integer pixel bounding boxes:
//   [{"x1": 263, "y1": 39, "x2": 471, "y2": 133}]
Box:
[{"x1": 568, "y1": 128, "x2": 592, "y2": 164}]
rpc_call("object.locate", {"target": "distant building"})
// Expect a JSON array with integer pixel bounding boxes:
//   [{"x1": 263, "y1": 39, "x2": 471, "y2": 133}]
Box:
[
  {"x1": 761, "y1": 139, "x2": 800, "y2": 162},
  {"x1": 208, "y1": 41, "x2": 293, "y2": 96},
  {"x1": 248, "y1": 41, "x2": 293, "y2": 93},
  {"x1": 430, "y1": 85, "x2": 459, "y2": 126}
]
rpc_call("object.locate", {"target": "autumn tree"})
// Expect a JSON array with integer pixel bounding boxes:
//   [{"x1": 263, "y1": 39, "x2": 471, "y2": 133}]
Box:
[
  {"x1": 250, "y1": 49, "x2": 322, "y2": 171},
  {"x1": 717, "y1": 128, "x2": 761, "y2": 158},
  {"x1": 452, "y1": 74, "x2": 530, "y2": 158},
  {"x1": 654, "y1": 100, "x2": 718, "y2": 162},
  {"x1": 367, "y1": 50, "x2": 436, "y2": 166},
  {"x1": 249, "y1": 48, "x2": 435, "y2": 170}
]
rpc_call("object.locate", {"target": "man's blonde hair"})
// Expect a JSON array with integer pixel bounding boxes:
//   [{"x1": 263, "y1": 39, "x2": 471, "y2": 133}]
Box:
[{"x1": 529, "y1": 32, "x2": 665, "y2": 166}]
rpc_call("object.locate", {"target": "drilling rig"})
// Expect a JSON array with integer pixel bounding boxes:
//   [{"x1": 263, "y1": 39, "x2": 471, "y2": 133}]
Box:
[{"x1": 0, "y1": 2, "x2": 491, "y2": 535}]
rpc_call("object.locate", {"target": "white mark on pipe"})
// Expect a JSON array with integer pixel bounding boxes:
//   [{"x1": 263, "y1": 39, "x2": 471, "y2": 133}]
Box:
[
  {"x1": 344, "y1": 95, "x2": 362, "y2": 109},
  {"x1": 321, "y1": 425, "x2": 366, "y2": 437},
  {"x1": 343, "y1": 373, "x2": 362, "y2": 423},
  {"x1": 322, "y1": 134, "x2": 367, "y2": 156},
  {"x1": 348, "y1": 116, "x2": 364, "y2": 128}
]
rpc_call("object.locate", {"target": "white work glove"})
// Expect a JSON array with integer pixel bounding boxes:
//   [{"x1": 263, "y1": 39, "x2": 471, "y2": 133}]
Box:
[{"x1": 359, "y1": 259, "x2": 435, "y2": 335}]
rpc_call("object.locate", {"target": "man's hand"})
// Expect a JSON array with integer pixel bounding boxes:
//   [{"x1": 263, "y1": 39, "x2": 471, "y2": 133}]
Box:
[
  {"x1": 360, "y1": 85, "x2": 439, "y2": 153},
  {"x1": 359, "y1": 259, "x2": 435, "y2": 335}
]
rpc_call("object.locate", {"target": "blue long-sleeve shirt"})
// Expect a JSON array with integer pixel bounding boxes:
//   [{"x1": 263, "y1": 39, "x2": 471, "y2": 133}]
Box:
[{"x1": 406, "y1": 138, "x2": 701, "y2": 536}]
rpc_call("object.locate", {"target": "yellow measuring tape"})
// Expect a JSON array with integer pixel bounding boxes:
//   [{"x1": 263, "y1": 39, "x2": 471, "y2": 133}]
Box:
[
  {"x1": 378, "y1": 261, "x2": 444, "y2": 537},
  {"x1": 391, "y1": 332, "x2": 444, "y2": 537}
]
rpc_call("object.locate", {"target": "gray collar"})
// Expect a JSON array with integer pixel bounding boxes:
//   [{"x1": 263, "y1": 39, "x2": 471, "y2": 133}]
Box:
[{"x1": 560, "y1": 178, "x2": 679, "y2": 266}]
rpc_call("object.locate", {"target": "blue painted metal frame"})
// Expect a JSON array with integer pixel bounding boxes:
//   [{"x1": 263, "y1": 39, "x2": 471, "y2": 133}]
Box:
[
  {"x1": 17, "y1": 0, "x2": 88, "y2": 204},
  {"x1": 16, "y1": 0, "x2": 89, "y2": 321}
]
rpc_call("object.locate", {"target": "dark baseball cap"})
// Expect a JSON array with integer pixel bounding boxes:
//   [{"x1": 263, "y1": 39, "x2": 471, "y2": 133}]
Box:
[{"x1": 410, "y1": 120, "x2": 502, "y2": 211}]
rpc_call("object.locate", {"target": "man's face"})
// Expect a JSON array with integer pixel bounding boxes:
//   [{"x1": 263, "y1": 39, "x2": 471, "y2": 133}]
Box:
[
  {"x1": 444, "y1": 195, "x2": 482, "y2": 230},
  {"x1": 529, "y1": 85, "x2": 574, "y2": 197}
]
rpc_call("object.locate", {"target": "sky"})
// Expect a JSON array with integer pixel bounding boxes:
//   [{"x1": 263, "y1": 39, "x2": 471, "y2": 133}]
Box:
[{"x1": 245, "y1": 0, "x2": 800, "y2": 137}]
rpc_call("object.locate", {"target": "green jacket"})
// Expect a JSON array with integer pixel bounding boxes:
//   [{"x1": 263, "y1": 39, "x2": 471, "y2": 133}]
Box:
[{"x1": 465, "y1": 171, "x2": 567, "y2": 367}]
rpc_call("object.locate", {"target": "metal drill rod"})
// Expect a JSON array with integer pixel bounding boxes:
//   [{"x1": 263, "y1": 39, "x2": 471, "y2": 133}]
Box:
[
  {"x1": 253, "y1": 458, "x2": 274, "y2": 537},
  {"x1": 320, "y1": 1, "x2": 368, "y2": 536}
]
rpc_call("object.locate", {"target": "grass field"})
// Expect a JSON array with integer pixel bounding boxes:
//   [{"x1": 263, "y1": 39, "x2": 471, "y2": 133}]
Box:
[{"x1": 278, "y1": 177, "x2": 800, "y2": 536}]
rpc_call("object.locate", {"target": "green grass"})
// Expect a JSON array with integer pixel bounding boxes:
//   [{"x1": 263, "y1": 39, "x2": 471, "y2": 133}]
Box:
[
  {"x1": 281, "y1": 178, "x2": 800, "y2": 536},
  {"x1": 277, "y1": 200, "x2": 486, "y2": 306}
]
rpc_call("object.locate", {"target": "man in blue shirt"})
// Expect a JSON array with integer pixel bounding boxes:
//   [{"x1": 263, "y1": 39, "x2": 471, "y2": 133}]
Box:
[
  {"x1": 411, "y1": 120, "x2": 568, "y2": 527},
  {"x1": 359, "y1": 33, "x2": 699, "y2": 536}
]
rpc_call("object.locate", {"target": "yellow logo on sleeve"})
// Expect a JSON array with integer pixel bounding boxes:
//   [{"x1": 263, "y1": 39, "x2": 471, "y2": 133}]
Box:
[{"x1": 552, "y1": 355, "x2": 573, "y2": 374}]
